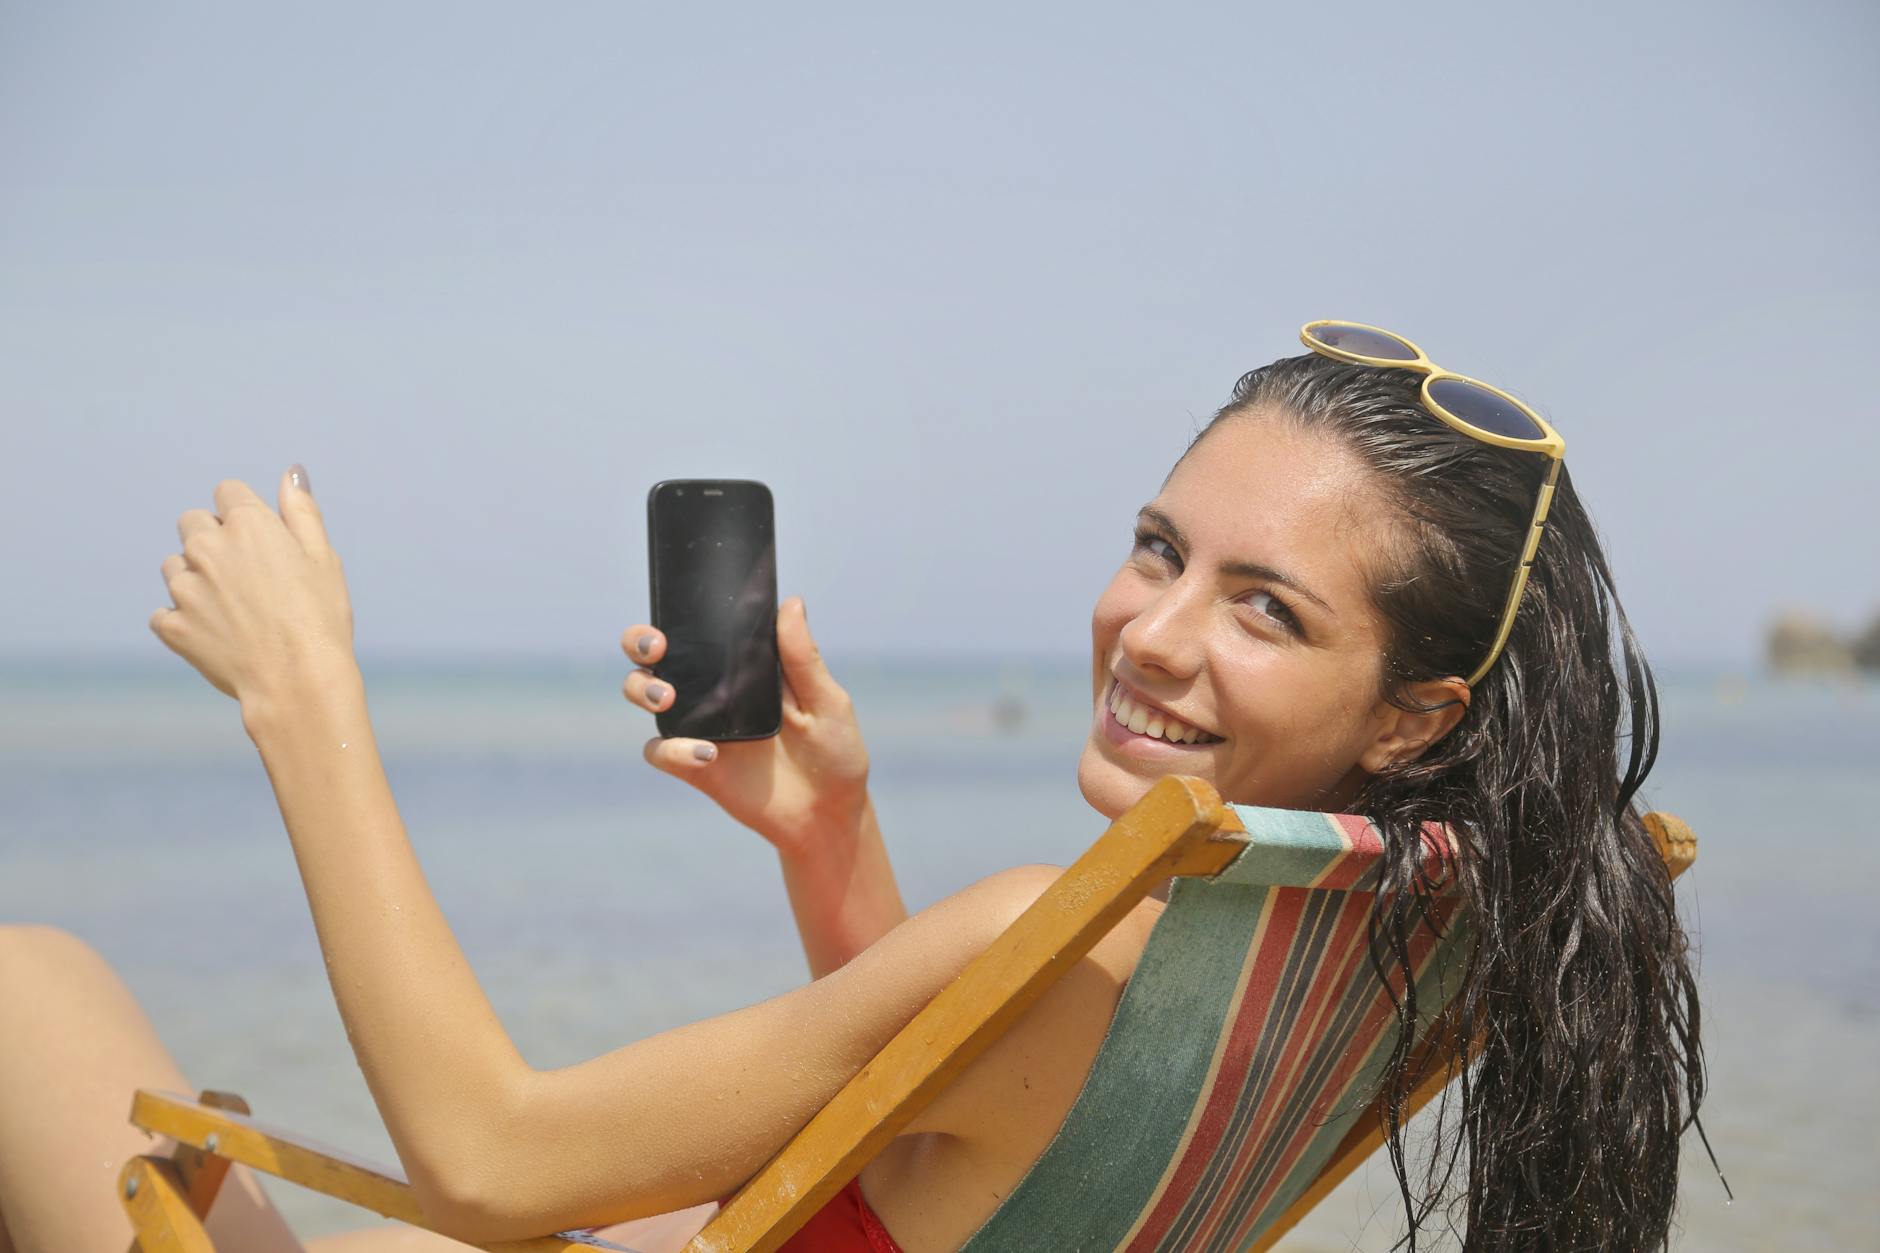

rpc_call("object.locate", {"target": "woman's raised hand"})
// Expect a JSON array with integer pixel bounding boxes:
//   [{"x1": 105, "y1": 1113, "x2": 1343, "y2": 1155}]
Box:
[
  {"x1": 150, "y1": 470, "x2": 356, "y2": 714},
  {"x1": 621, "y1": 596, "x2": 870, "y2": 860}
]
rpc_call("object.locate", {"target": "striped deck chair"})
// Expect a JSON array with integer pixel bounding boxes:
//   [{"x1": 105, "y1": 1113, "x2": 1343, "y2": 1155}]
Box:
[
  {"x1": 123, "y1": 776, "x2": 1695, "y2": 1251},
  {"x1": 959, "y1": 796, "x2": 1463, "y2": 1251}
]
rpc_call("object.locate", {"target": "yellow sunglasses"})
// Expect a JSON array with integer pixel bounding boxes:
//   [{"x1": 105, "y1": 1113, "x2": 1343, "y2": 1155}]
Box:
[{"x1": 1300, "y1": 319, "x2": 1566, "y2": 688}]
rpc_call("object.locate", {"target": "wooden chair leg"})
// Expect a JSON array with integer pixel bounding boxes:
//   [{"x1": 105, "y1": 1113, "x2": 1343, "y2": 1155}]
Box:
[
  {"x1": 120, "y1": 1157, "x2": 213, "y2": 1253},
  {"x1": 123, "y1": 1090, "x2": 250, "y2": 1253}
]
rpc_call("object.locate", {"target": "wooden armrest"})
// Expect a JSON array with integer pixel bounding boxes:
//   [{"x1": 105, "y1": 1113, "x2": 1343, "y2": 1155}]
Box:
[
  {"x1": 1643, "y1": 811, "x2": 1697, "y2": 880},
  {"x1": 127, "y1": 1090, "x2": 615, "y2": 1252},
  {"x1": 688, "y1": 775, "x2": 1242, "y2": 1253}
]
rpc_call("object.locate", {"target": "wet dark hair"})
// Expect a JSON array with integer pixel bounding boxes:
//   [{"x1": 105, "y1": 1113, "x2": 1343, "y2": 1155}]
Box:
[{"x1": 1188, "y1": 353, "x2": 1703, "y2": 1250}]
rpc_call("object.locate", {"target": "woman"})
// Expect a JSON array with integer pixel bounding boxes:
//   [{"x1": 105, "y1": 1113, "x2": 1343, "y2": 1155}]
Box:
[{"x1": 0, "y1": 324, "x2": 1703, "y2": 1252}]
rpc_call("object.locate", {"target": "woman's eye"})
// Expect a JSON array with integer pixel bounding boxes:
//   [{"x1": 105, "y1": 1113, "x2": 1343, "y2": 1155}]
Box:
[
  {"x1": 1245, "y1": 589, "x2": 1300, "y2": 634},
  {"x1": 1132, "y1": 530, "x2": 1180, "y2": 569},
  {"x1": 1131, "y1": 528, "x2": 1300, "y2": 636}
]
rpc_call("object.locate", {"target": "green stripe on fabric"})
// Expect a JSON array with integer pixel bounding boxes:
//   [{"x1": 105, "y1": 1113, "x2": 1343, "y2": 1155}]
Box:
[
  {"x1": 1237, "y1": 914, "x2": 1474, "y2": 1247},
  {"x1": 1216, "y1": 806, "x2": 1354, "y2": 889},
  {"x1": 957, "y1": 806, "x2": 1463, "y2": 1252},
  {"x1": 957, "y1": 873, "x2": 1273, "y2": 1252},
  {"x1": 1156, "y1": 887, "x2": 1357, "y2": 1251}
]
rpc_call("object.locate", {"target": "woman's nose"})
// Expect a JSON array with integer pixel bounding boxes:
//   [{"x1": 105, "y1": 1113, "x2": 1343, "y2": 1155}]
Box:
[{"x1": 1119, "y1": 580, "x2": 1205, "y2": 679}]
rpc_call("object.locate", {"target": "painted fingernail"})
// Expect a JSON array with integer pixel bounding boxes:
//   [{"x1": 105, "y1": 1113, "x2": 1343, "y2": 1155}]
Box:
[
  {"x1": 289, "y1": 463, "x2": 313, "y2": 494},
  {"x1": 693, "y1": 742, "x2": 717, "y2": 762},
  {"x1": 635, "y1": 634, "x2": 655, "y2": 657},
  {"x1": 645, "y1": 681, "x2": 669, "y2": 705}
]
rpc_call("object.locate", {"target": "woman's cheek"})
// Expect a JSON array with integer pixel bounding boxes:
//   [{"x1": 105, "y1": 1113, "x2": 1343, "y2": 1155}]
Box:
[
  {"x1": 1207, "y1": 660, "x2": 1292, "y2": 805},
  {"x1": 1090, "y1": 573, "x2": 1140, "y2": 658},
  {"x1": 1220, "y1": 736, "x2": 1273, "y2": 803},
  {"x1": 1091, "y1": 572, "x2": 1134, "y2": 628}
]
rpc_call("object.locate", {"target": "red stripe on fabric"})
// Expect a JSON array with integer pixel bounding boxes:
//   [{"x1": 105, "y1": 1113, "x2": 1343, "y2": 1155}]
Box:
[
  {"x1": 1114, "y1": 816, "x2": 1462, "y2": 1253},
  {"x1": 1226, "y1": 896, "x2": 1455, "y2": 1244},
  {"x1": 1166, "y1": 885, "x2": 1461, "y2": 1249},
  {"x1": 1312, "y1": 815, "x2": 1456, "y2": 892},
  {"x1": 1330, "y1": 812, "x2": 1385, "y2": 855},
  {"x1": 1306, "y1": 813, "x2": 1373, "y2": 891},
  {"x1": 1181, "y1": 889, "x2": 1379, "y2": 1245},
  {"x1": 1121, "y1": 889, "x2": 1305, "y2": 1252}
]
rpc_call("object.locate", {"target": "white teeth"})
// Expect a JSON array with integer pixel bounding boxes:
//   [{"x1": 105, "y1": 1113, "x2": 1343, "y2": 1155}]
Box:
[{"x1": 1107, "y1": 679, "x2": 1220, "y2": 745}]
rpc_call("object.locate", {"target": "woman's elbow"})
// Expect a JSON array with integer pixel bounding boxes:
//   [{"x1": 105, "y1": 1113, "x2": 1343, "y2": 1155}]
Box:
[
  {"x1": 410, "y1": 1161, "x2": 557, "y2": 1245},
  {"x1": 402, "y1": 1096, "x2": 553, "y2": 1241},
  {"x1": 408, "y1": 1170, "x2": 502, "y2": 1244}
]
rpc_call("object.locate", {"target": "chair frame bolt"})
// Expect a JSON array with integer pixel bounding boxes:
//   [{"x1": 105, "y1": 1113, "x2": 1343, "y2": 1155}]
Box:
[
  {"x1": 125, "y1": 1174, "x2": 139, "y2": 1199},
  {"x1": 205, "y1": 1133, "x2": 220, "y2": 1153}
]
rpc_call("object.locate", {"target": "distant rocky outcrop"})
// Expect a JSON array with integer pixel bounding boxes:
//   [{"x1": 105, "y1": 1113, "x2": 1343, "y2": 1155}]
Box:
[
  {"x1": 1765, "y1": 608, "x2": 1880, "y2": 675},
  {"x1": 1855, "y1": 615, "x2": 1880, "y2": 672}
]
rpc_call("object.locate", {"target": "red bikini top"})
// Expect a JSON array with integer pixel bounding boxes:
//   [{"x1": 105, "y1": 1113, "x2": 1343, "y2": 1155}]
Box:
[{"x1": 725, "y1": 1177, "x2": 905, "y2": 1253}]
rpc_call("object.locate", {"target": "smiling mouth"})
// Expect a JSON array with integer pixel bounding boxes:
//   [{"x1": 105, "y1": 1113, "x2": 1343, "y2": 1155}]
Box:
[{"x1": 1104, "y1": 678, "x2": 1225, "y2": 745}]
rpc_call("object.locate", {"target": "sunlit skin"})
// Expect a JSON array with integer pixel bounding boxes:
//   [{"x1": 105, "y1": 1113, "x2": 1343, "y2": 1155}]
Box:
[
  {"x1": 7, "y1": 415, "x2": 1498, "y2": 1252},
  {"x1": 1077, "y1": 411, "x2": 1472, "y2": 822}
]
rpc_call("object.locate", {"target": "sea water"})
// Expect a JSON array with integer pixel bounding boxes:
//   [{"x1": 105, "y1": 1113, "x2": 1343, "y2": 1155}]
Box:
[{"x1": 1, "y1": 658, "x2": 1874, "y2": 1249}]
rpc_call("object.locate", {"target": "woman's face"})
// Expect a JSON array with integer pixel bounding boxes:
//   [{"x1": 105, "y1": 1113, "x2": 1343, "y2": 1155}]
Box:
[{"x1": 1078, "y1": 412, "x2": 1407, "y2": 819}]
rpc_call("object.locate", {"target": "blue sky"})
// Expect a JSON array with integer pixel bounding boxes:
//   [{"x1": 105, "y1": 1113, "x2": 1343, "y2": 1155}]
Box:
[{"x1": 3, "y1": 1, "x2": 1874, "y2": 666}]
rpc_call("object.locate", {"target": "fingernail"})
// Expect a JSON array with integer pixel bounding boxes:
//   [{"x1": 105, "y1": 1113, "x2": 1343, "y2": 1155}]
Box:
[
  {"x1": 645, "y1": 681, "x2": 669, "y2": 705},
  {"x1": 289, "y1": 463, "x2": 313, "y2": 494},
  {"x1": 635, "y1": 633, "x2": 655, "y2": 657},
  {"x1": 693, "y1": 742, "x2": 717, "y2": 762}
]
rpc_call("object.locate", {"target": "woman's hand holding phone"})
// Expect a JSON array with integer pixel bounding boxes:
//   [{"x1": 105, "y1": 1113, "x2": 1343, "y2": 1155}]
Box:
[
  {"x1": 623, "y1": 595, "x2": 905, "y2": 975},
  {"x1": 622, "y1": 595, "x2": 869, "y2": 859}
]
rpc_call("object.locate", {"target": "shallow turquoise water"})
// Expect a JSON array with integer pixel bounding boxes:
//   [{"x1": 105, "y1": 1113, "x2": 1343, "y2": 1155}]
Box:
[{"x1": 2, "y1": 658, "x2": 1875, "y2": 1248}]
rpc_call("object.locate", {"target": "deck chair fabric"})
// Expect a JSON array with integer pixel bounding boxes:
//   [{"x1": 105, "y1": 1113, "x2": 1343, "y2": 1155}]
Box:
[
  {"x1": 959, "y1": 804, "x2": 1464, "y2": 1253},
  {"x1": 123, "y1": 780, "x2": 1689, "y2": 1253}
]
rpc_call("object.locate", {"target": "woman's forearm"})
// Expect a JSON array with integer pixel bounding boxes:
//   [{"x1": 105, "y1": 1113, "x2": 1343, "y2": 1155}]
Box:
[
  {"x1": 240, "y1": 660, "x2": 526, "y2": 1207},
  {"x1": 777, "y1": 794, "x2": 909, "y2": 978}
]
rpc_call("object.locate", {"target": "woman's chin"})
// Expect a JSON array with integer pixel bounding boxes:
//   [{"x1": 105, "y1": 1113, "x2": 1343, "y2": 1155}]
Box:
[{"x1": 1077, "y1": 739, "x2": 1185, "y2": 821}]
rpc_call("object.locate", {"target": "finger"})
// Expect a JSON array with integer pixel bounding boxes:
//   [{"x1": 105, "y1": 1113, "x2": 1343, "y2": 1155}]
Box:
[
  {"x1": 623, "y1": 668, "x2": 674, "y2": 713},
  {"x1": 277, "y1": 464, "x2": 333, "y2": 555},
  {"x1": 641, "y1": 736, "x2": 720, "y2": 773},
  {"x1": 776, "y1": 596, "x2": 845, "y2": 714},
  {"x1": 212, "y1": 479, "x2": 271, "y2": 522},
  {"x1": 160, "y1": 553, "x2": 188, "y2": 603},
  {"x1": 177, "y1": 507, "x2": 220, "y2": 548},
  {"x1": 620, "y1": 626, "x2": 666, "y2": 664}
]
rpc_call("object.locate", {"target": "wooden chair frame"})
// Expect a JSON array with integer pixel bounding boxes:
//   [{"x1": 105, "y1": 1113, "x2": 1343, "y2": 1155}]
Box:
[{"x1": 121, "y1": 777, "x2": 1696, "y2": 1252}]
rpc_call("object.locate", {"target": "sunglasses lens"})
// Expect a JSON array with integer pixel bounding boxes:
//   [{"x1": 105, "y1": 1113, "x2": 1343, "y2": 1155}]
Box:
[
  {"x1": 1427, "y1": 377, "x2": 1548, "y2": 441},
  {"x1": 1307, "y1": 323, "x2": 1420, "y2": 362}
]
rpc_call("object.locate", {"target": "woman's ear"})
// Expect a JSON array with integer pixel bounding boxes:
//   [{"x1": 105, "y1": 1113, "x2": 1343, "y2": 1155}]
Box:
[{"x1": 1362, "y1": 676, "x2": 1470, "y2": 773}]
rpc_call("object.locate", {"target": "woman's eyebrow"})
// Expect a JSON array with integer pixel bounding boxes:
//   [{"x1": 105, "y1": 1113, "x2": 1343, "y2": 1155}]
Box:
[{"x1": 1137, "y1": 505, "x2": 1336, "y2": 617}]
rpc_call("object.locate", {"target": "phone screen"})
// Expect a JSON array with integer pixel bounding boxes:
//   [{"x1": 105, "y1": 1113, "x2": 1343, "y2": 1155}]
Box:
[{"x1": 646, "y1": 480, "x2": 781, "y2": 740}]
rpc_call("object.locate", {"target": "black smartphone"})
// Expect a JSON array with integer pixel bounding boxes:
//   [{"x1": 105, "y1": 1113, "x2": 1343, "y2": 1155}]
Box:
[{"x1": 646, "y1": 479, "x2": 782, "y2": 741}]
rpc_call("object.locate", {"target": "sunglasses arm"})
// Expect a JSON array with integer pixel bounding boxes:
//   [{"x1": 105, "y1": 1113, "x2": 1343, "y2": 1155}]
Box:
[{"x1": 1465, "y1": 456, "x2": 1564, "y2": 688}]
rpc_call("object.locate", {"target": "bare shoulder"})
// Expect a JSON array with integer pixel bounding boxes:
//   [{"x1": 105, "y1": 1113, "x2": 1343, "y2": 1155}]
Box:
[
  {"x1": 858, "y1": 864, "x2": 1167, "y2": 1248},
  {"x1": 897, "y1": 863, "x2": 1166, "y2": 1143},
  {"x1": 472, "y1": 862, "x2": 1131, "y2": 1238}
]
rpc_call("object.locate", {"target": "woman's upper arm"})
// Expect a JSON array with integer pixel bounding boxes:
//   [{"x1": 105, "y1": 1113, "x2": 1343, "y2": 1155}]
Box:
[{"x1": 434, "y1": 862, "x2": 1062, "y2": 1242}]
